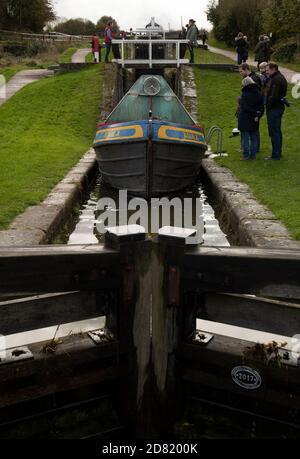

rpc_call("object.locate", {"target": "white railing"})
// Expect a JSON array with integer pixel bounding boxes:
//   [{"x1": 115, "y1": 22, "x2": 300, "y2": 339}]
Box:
[{"x1": 112, "y1": 39, "x2": 189, "y2": 68}]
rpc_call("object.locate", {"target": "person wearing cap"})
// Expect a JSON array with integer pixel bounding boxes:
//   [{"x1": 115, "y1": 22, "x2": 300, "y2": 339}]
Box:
[
  {"x1": 186, "y1": 19, "x2": 198, "y2": 64},
  {"x1": 238, "y1": 77, "x2": 264, "y2": 160}
]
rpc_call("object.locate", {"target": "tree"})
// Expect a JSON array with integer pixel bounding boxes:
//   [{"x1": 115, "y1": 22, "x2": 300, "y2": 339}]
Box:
[
  {"x1": 206, "y1": 0, "x2": 265, "y2": 46},
  {"x1": 96, "y1": 16, "x2": 120, "y2": 37},
  {"x1": 0, "y1": 0, "x2": 56, "y2": 32},
  {"x1": 263, "y1": 0, "x2": 300, "y2": 41},
  {"x1": 54, "y1": 18, "x2": 96, "y2": 36}
]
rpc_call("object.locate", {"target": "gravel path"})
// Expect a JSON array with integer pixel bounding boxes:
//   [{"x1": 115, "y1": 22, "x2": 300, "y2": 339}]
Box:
[{"x1": 71, "y1": 48, "x2": 91, "y2": 63}]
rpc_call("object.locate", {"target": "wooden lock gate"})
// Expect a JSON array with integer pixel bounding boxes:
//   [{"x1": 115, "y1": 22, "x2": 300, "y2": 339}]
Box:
[{"x1": 0, "y1": 225, "x2": 300, "y2": 438}]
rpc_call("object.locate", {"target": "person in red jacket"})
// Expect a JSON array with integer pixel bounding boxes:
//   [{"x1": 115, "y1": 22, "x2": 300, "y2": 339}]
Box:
[
  {"x1": 91, "y1": 34, "x2": 100, "y2": 63},
  {"x1": 104, "y1": 22, "x2": 114, "y2": 63}
]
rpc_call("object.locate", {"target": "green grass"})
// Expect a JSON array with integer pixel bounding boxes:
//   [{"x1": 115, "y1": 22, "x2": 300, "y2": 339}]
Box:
[
  {"x1": 60, "y1": 47, "x2": 78, "y2": 64},
  {"x1": 0, "y1": 65, "x2": 28, "y2": 82},
  {"x1": 194, "y1": 48, "x2": 235, "y2": 64},
  {"x1": 85, "y1": 52, "x2": 94, "y2": 63},
  {"x1": 194, "y1": 67, "x2": 300, "y2": 240},
  {"x1": 208, "y1": 34, "x2": 233, "y2": 51},
  {"x1": 0, "y1": 64, "x2": 103, "y2": 229},
  {"x1": 275, "y1": 61, "x2": 300, "y2": 73}
]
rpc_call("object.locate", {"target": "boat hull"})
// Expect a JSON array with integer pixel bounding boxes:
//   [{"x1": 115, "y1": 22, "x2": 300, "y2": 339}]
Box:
[{"x1": 94, "y1": 120, "x2": 207, "y2": 198}]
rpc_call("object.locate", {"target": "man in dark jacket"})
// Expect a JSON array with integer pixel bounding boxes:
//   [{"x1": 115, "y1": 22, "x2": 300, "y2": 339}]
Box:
[
  {"x1": 265, "y1": 62, "x2": 288, "y2": 160},
  {"x1": 238, "y1": 77, "x2": 264, "y2": 160},
  {"x1": 255, "y1": 36, "x2": 267, "y2": 70},
  {"x1": 264, "y1": 36, "x2": 274, "y2": 62},
  {"x1": 202, "y1": 31, "x2": 208, "y2": 46}
]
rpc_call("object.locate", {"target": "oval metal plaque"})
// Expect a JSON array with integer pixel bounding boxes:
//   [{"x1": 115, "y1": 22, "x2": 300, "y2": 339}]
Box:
[{"x1": 231, "y1": 366, "x2": 262, "y2": 390}]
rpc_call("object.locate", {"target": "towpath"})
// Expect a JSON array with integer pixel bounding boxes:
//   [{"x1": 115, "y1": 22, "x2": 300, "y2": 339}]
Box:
[
  {"x1": 71, "y1": 48, "x2": 91, "y2": 63},
  {"x1": 208, "y1": 45, "x2": 297, "y2": 83},
  {"x1": 0, "y1": 69, "x2": 53, "y2": 107}
]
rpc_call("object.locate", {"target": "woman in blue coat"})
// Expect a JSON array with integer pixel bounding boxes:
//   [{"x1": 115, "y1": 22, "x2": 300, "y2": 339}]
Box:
[{"x1": 238, "y1": 77, "x2": 264, "y2": 160}]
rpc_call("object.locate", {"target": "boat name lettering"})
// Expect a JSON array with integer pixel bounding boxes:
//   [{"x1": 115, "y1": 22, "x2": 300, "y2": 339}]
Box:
[
  {"x1": 103, "y1": 130, "x2": 121, "y2": 138},
  {"x1": 183, "y1": 132, "x2": 200, "y2": 141}
]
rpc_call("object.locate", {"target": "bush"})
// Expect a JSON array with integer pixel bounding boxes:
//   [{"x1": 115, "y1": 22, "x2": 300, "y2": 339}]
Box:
[
  {"x1": 272, "y1": 40, "x2": 298, "y2": 62},
  {"x1": 26, "y1": 41, "x2": 48, "y2": 57},
  {"x1": 3, "y1": 40, "x2": 49, "y2": 57},
  {"x1": 3, "y1": 43, "x2": 27, "y2": 56},
  {"x1": 26, "y1": 61, "x2": 38, "y2": 67}
]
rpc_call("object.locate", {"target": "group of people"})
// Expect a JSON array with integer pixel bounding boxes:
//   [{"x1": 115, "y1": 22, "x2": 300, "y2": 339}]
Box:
[
  {"x1": 91, "y1": 21, "x2": 117, "y2": 64},
  {"x1": 237, "y1": 61, "x2": 288, "y2": 161},
  {"x1": 235, "y1": 33, "x2": 273, "y2": 68}
]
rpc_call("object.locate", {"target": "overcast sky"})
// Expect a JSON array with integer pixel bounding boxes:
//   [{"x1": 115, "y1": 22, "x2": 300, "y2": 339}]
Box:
[{"x1": 53, "y1": 0, "x2": 212, "y2": 31}]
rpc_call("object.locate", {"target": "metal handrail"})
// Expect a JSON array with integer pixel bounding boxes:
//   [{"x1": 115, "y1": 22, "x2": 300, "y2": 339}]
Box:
[{"x1": 206, "y1": 125, "x2": 224, "y2": 156}]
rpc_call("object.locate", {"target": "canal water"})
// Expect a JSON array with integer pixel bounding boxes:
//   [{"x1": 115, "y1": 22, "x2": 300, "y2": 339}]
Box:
[{"x1": 66, "y1": 175, "x2": 230, "y2": 247}]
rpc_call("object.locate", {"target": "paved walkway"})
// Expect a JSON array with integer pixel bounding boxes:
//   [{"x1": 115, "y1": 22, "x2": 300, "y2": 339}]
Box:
[
  {"x1": 0, "y1": 69, "x2": 53, "y2": 107},
  {"x1": 208, "y1": 45, "x2": 297, "y2": 83},
  {"x1": 71, "y1": 48, "x2": 91, "y2": 63}
]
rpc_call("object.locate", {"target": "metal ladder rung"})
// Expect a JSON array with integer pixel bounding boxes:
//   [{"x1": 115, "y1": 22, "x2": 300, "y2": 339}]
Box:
[{"x1": 206, "y1": 125, "x2": 225, "y2": 157}]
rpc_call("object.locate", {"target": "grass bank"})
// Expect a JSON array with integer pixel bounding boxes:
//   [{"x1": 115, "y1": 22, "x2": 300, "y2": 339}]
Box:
[
  {"x1": 194, "y1": 48, "x2": 235, "y2": 64},
  {"x1": 86, "y1": 52, "x2": 94, "y2": 63},
  {"x1": 60, "y1": 47, "x2": 78, "y2": 64},
  {"x1": 208, "y1": 34, "x2": 232, "y2": 52},
  {"x1": 0, "y1": 65, "x2": 28, "y2": 82},
  {"x1": 0, "y1": 64, "x2": 103, "y2": 229},
  {"x1": 0, "y1": 42, "x2": 91, "y2": 80},
  {"x1": 194, "y1": 67, "x2": 300, "y2": 240}
]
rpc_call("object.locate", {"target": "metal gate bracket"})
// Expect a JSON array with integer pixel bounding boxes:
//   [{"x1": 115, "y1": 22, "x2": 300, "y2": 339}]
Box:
[
  {"x1": 278, "y1": 348, "x2": 300, "y2": 367},
  {"x1": 88, "y1": 329, "x2": 115, "y2": 345},
  {"x1": 0, "y1": 347, "x2": 33, "y2": 366},
  {"x1": 191, "y1": 330, "x2": 214, "y2": 346}
]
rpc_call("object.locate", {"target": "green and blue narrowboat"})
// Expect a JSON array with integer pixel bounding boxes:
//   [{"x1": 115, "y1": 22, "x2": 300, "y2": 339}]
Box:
[{"x1": 93, "y1": 75, "x2": 207, "y2": 198}]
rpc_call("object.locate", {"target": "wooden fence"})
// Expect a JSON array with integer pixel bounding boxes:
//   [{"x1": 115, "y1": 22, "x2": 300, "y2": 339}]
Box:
[{"x1": 0, "y1": 29, "x2": 91, "y2": 43}]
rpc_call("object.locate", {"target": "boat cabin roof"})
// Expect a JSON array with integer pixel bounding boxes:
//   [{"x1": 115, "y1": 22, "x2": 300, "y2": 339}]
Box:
[{"x1": 107, "y1": 75, "x2": 195, "y2": 126}]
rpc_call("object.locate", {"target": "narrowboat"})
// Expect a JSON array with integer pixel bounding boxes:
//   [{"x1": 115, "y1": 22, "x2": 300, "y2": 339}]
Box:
[{"x1": 93, "y1": 75, "x2": 207, "y2": 198}]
